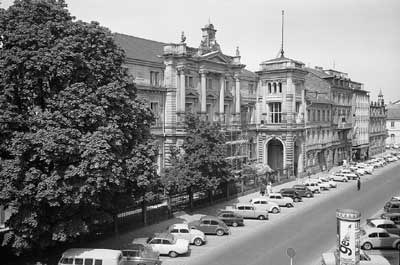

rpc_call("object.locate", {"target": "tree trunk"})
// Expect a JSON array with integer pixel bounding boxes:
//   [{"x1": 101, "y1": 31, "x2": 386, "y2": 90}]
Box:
[
  {"x1": 226, "y1": 181, "x2": 230, "y2": 200},
  {"x1": 113, "y1": 214, "x2": 119, "y2": 237},
  {"x1": 208, "y1": 190, "x2": 213, "y2": 205},
  {"x1": 141, "y1": 199, "x2": 147, "y2": 225},
  {"x1": 167, "y1": 195, "x2": 172, "y2": 218},
  {"x1": 188, "y1": 188, "x2": 193, "y2": 212}
]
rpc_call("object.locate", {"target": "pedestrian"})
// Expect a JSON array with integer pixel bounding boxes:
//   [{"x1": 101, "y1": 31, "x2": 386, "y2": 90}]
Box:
[
  {"x1": 357, "y1": 177, "x2": 361, "y2": 191},
  {"x1": 267, "y1": 182, "x2": 272, "y2": 195},
  {"x1": 260, "y1": 183, "x2": 266, "y2": 196}
]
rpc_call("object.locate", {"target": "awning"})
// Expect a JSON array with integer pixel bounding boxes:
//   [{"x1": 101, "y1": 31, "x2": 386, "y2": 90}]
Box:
[{"x1": 225, "y1": 139, "x2": 248, "y2": 145}]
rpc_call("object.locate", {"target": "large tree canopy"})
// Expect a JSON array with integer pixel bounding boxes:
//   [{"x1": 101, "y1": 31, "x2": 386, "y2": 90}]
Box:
[
  {"x1": 0, "y1": 0, "x2": 158, "y2": 254},
  {"x1": 164, "y1": 114, "x2": 232, "y2": 210}
]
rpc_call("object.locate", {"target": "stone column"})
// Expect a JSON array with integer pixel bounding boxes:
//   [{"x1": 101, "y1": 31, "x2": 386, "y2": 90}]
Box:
[
  {"x1": 180, "y1": 70, "x2": 186, "y2": 113},
  {"x1": 235, "y1": 75, "x2": 241, "y2": 114},
  {"x1": 200, "y1": 71, "x2": 207, "y2": 113},
  {"x1": 219, "y1": 75, "x2": 225, "y2": 121}
]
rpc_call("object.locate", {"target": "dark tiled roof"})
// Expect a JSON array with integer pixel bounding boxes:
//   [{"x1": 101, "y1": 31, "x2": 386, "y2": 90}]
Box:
[
  {"x1": 305, "y1": 67, "x2": 330, "y2": 78},
  {"x1": 113, "y1": 33, "x2": 165, "y2": 63}
]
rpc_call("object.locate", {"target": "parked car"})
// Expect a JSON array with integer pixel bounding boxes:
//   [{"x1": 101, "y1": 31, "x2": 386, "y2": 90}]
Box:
[
  {"x1": 360, "y1": 228, "x2": 400, "y2": 250},
  {"x1": 166, "y1": 223, "x2": 207, "y2": 246},
  {"x1": 391, "y1": 195, "x2": 400, "y2": 201},
  {"x1": 225, "y1": 203, "x2": 269, "y2": 220},
  {"x1": 292, "y1": 185, "x2": 314, "y2": 198},
  {"x1": 279, "y1": 188, "x2": 302, "y2": 202},
  {"x1": 188, "y1": 215, "x2": 230, "y2": 236},
  {"x1": 132, "y1": 233, "x2": 189, "y2": 258},
  {"x1": 58, "y1": 249, "x2": 124, "y2": 265},
  {"x1": 248, "y1": 198, "x2": 281, "y2": 213},
  {"x1": 302, "y1": 180, "x2": 322, "y2": 193},
  {"x1": 216, "y1": 210, "x2": 244, "y2": 227},
  {"x1": 263, "y1": 193, "x2": 294, "y2": 207},
  {"x1": 384, "y1": 200, "x2": 400, "y2": 214},
  {"x1": 380, "y1": 213, "x2": 400, "y2": 225},
  {"x1": 366, "y1": 219, "x2": 400, "y2": 235},
  {"x1": 329, "y1": 173, "x2": 349, "y2": 182},
  {"x1": 318, "y1": 176, "x2": 337, "y2": 188},
  {"x1": 339, "y1": 169, "x2": 359, "y2": 180},
  {"x1": 121, "y1": 243, "x2": 161, "y2": 265},
  {"x1": 357, "y1": 163, "x2": 374, "y2": 174},
  {"x1": 321, "y1": 250, "x2": 390, "y2": 265}
]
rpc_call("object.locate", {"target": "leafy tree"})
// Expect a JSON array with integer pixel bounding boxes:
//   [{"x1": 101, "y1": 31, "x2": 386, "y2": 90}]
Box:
[
  {"x1": 164, "y1": 114, "x2": 232, "y2": 211},
  {"x1": 0, "y1": 0, "x2": 158, "y2": 254}
]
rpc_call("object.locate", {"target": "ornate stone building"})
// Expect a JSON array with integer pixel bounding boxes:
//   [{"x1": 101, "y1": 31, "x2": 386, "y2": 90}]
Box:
[
  {"x1": 369, "y1": 91, "x2": 387, "y2": 156},
  {"x1": 352, "y1": 84, "x2": 370, "y2": 160},
  {"x1": 113, "y1": 23, "x2": 365, "y2": 177},
  {"x1": 386, "y1": 99, "x2": 400, "y2": 146}
]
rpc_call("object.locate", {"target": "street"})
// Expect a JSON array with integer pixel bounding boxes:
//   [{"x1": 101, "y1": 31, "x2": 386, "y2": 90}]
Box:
[{"x1": 157, "y1": 162, "x2": 400, "y2": 265}]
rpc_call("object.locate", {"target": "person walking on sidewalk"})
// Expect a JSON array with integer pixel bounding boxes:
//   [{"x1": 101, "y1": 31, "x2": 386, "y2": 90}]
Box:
[
  {"x1": 260, "y1": 183, "x2": 266, "y2": 196},
  {"x1": 357, "y1": 177, "x2": 361, "y2": 191}
]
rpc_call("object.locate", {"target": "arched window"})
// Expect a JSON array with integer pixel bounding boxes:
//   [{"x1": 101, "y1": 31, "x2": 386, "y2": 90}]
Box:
[
  {"x1": 273, "y1": 83, "x2": 277, "y2": 93},
  {"x1": 278, "y1": 82, "x2": 282, "y2": 93},
  {"x1": 268, "y1": 83, "x2": 271, "y2": 94}
]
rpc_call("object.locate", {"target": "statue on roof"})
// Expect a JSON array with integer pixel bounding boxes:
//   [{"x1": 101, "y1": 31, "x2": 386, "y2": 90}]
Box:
[
  {"x1": 180, "y1": 31, "x2": 186, "y2": 43},
  {"x1": 235, "y1": 46, "x2": 240, "y2": 57}
]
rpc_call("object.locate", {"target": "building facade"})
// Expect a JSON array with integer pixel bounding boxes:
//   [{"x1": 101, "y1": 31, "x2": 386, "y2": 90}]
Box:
[
  {"x1": 386, "y1": 100, "x2": 400, "y2": 146},
  {"x1": 114, "y1": 23, "x2": 376, "y2": 178},
  {"x1": 352, "y1": 86, "x2": 370, "y2": 160},
  {"x1": 369, "y1": 92, "x2": 387, "y2": 156}
]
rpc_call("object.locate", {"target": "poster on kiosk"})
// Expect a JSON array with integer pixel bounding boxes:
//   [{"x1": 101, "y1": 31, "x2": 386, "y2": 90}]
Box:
[{"x1": 336, "y1": 209, "x2": 361, "y2": 265}]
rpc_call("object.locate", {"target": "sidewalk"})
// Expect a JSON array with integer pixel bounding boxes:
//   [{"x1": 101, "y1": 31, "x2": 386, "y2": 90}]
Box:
[{"x1": 88, "y1": 166, "x2": 341, "y2": 249}]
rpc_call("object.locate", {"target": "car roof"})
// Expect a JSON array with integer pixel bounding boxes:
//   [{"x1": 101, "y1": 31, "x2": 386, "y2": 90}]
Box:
[
  {"x1": 200, "y1": 215, "x2": 220, "y2": 221},
  {"x1": 170, "y1": 223, "x2": 189, "y2": 229},
  {"x1": 280, "y1": 188, "x2": 295, "y2": 191},
  {"x1": 293, "y1": 184, "x2": 306, "y2": 188},
  {"x1": 153, "y1": 232, "x2": 174, "y2": 240},
  {"x1": 61, "y1": 249, "x2": 122, "y2": 259},
  {"x1": 383, "y1": 212, "x2": 400, "y2": 217},
  {"x1": 363, "y1": 227, "x2": 393, "y2": 234},
  {"x1": 237, "y1": 202, "x2": 254, "y2": 206},
  {"x1": 369, "y1": 219, "x2": 395, "y2": 225},
  {"x1": 269, "y1": 193, "x2": 282, "y2": 196},
  {"x1": 387, "y1": 200, "x2": 400, "y2": 205}
]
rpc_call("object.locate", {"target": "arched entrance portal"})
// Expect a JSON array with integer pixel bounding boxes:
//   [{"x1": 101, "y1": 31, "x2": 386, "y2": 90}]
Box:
[{"x1": 267, "y1": 139, "x2": 284, "y2": 171}]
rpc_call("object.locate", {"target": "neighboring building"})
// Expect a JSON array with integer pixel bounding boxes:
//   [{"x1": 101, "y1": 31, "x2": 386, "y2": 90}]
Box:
[
  {"x1": 351, "y1": 85, "x2": 370, "y2": 161},
  {"x1": 369, "y1": 91, "x2": 387, "y2": 156},
  {"x1": 386, "y1": 99, "x2": 400, "y2": 146}
]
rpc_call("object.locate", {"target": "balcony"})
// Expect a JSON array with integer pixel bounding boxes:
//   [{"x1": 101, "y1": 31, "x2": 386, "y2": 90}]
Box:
[{"x1": 337, "y1": 122, "x2": 352, "y2": 129}]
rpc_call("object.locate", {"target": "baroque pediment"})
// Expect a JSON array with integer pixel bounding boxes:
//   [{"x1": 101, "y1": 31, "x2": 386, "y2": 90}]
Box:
[{"x1": 201, "y1": 51, "x2": 231, "y2": 64}]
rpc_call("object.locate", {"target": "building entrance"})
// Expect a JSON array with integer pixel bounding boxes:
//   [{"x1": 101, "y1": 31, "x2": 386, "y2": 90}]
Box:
[{"x1": 267, "y1": 139, "x2": 284, "y2": 171}]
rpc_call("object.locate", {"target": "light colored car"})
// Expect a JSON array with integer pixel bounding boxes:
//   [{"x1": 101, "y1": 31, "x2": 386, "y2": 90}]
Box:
[
  {"x1": 264, "y1": 193, "x2": 294, "y2": 207},
  {"x1": 133, "y1": 233, "x2": 190, "y2": 258},
  {"x1": 330, "y1": 173, "x2": 349, "y2": 182},
  {"x1": 366, "y1": 219, "x2": 400, "y2": 235},
  {"x1": 357, "y1": 163, "x2": 374, "y2": 174},
  {"x1": 321, "y1": 250, "x2": 390, "y2": 265},
  {"x1": 225, "y1": 203, "x2": 269, "y2": 220},
  {"x1": 248, "y1": 198, "x2": 281, "y2": 213},
  {"x1": 302, "y1": 180, "x2": 321, "y2": 193},
  {"x1": 339, "y1": 169, "x2": 359, "y2": 180},
  {"x1": 318, "y1": 176, "x2": 337, "y2": 188},
  {"x1": 309, "y1": 178, "x2": 331, "y2": 190},
  {"x1": 167, "y1": 223, "x2": 207, "y2": 246},
  {"x1": 361, "y1": 228, "x2": 400, "y2": 250}
]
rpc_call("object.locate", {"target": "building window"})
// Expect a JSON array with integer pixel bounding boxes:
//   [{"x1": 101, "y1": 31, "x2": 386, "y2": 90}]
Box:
[
  {"x1": 273, "y1": 83, "x2": 277, "y2": 93},
  {"x1": 207, "y1": 78, "x2": 212, "y2": 89},
  {"x1": 322, "y1": 110, "x2": 325, "y2": 122},
  {"x1": 150, "y1": 71, "x2": 159, "y2": 86},
  {"x1": 307, "y1": 109, "x2": 310, "y2": 122},
  {"x1": 391, "y1": 121, "x2": 395, "y2": 128},
  {"x1": 186, "y1": 76, "x2": 194, "y2": 88},
  {"x1": 185, "y1": 102, "x2": 194, "y2": 113},
  {"x1": 268, "y1": 83, "x2": 272, "y2": 94},
  {"x1": 206, "y1": 103, "x2": 213, "y2": 121},
  {"x1": 312, "y1": 110, "x2": 315, "y2": 122},
  {"x1": 278, "y1": 82, "x2": 282, "y2": 93},
  {"x1": 269, "y1": 102, "x2": 282, "y2": 123},
  {"x1": 317, "y1": 110, "x2": 321, "y2": 121},
  {"x1": 150, "y1": 102, "x2": 160, "y2": 125},
  {"x1": 248, "y1": 83, "x2": 254, "y2": 94}
]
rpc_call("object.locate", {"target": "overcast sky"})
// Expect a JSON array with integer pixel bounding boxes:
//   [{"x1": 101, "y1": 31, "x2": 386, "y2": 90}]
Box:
[{"x1": 2, "y1": 0, "x2": 400, "y2": 101}]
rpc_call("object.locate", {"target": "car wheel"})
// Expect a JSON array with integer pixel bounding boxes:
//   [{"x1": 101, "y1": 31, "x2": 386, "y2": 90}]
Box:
[
  {"x1": 272, "y1": 207, "x2": 280, "y2": 214},
  {"x1": 193, "y1": 237, "x2": 203, "y2": 246},
  {"x1": 286, "y1": 203, "x2": 293, "y2": 208},
  {"x1": 396, "y1": 242, "x2": 400, "y2": 250},
  {"x1": 232, "y1": 222, "x2": 238, "y2": 227},
  {"x1": 169, "y1": 251, "x2": 178, "y2": 258},
  {"x1": 306, "y1": 193, "x2": 312, "y2": 198},
  {"x1": 362, "y1": 242, "x2": 372, "y2": 250},
  {"x1": 294, "y1": 197, "x2": 300, "y2": 202},
  {"x1": 258, "y1": 215, "x2": 266, "y2": 220},
  {"x1": 216, "y1": 229, "x2": 224, "y2": 236},
  {"x1": 344, "y1": 179, "x2": 348, "y2": 182}
]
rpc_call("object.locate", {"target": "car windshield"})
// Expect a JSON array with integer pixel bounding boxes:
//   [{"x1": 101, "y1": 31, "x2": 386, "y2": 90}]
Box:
[{"x1": 146, "y1": 237, "x2": 153, "y2": 243}]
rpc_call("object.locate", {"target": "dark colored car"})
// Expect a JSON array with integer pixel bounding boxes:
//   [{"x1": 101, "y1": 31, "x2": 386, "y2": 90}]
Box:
[
  {"x1": 381, "y1": 213, "x2": 400, "y2": 225},
  {"x1": 292, "y1": 185, "x2": 314, "y2": 198},
  {"x1": 188, "y1": 215, "x2": 230, "y2": 236},
  {"x1": 216, "y1": 210, "x2": 244, "y2": 227},
  {"x1": 279, "y1": 188, "x2": 303, "y2": 202},
  {"x1": 384, "y1": 201, "x2": 400, "y2": 214},
  {"x1": 121, "y1": 243, "x2": 161, "y2": 265}
]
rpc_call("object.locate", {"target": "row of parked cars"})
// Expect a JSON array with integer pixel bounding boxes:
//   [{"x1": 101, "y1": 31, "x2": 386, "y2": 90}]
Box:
[{"x1": 58, "y1": 154, "x2": 400, "y2": 265}]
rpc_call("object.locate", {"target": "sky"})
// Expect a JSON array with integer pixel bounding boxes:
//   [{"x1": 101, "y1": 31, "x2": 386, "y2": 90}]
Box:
[{"x1": 2, "y1": 0, "x2": 400, "y2": 101}]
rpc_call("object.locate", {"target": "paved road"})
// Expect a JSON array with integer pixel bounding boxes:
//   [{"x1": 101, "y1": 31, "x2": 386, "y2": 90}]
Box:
[{"x1": 181, "y1": 162, "x2": 400, "y2": 265}]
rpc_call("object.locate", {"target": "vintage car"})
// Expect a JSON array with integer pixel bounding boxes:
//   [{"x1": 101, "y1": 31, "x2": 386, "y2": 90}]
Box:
[
  {"x1": 248, "y1": 198, "x2": 281, "y2": 213},
  {"x1": 216, "y1": 210, "x2": 244, "y2": 227},
  {"x1": 225, "y1": 203, "x2": 269, "y2": 220},
  {"x1": 121, "y1": 243, "x2": 161, "y2": 265},
  {"x1": 188, "y1": 215, "x2": 230, "y2": 236},
  {"x1": 132, "y1": 233, "x2": 189, "y2": 258},
  {"x1": 166, "y1": 223, "x2": 207, "y2": 246},
  {"x1": 264, "y1": 193, "x2": 294, "y2": 207}
]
